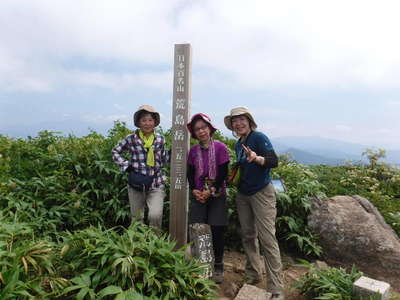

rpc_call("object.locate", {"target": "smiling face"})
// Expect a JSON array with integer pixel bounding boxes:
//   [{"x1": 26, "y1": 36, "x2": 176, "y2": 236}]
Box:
[
  {"x1": 231, "y1": 115, "x2": 251, "y2": 137},
  {"x1": 193, "y1": 119, "x2": 212, "y2": 143},
  {"x1": 138, "y1": 113, "x2": 156, "y2": 135}
]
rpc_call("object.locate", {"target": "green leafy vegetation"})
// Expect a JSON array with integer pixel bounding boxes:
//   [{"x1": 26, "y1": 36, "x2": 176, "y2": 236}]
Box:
[
  {"x1": 57, "y1": 223, "x2": 215, "y2": 299},
  {"x1": 0, "y1": 218, "x2": 66, "y2": 299},
  {"x1": 0, "y1": 123, "x2": 216, "y2": 299},
  {"x1": 294, "y1": 261, "x2": 363, "y2": 300},
  {"x1": 273, "y1": 156, "x2": 326, "y2": 256},
  {"x1": 1, "y1": 123, "x2": 399, "y2": 298},
  {"x1": 0, "y1": 218, "x2": 215, "y2": 299}
]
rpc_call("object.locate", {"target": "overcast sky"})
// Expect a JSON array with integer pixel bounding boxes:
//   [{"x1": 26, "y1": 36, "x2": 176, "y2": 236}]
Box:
[{"x1": 1, "y1": 0, "x2": 399, "y2": 149}]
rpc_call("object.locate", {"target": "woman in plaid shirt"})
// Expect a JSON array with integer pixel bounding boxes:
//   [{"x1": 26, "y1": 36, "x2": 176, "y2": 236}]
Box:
[{"x1": 112, "y1": 105, "x2": 169, "y2": 229}]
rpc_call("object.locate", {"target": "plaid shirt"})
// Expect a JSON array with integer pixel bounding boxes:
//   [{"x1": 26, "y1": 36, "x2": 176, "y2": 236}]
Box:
[{"x1": 111, "y1": 130, "x2": 169, "y2": 188}]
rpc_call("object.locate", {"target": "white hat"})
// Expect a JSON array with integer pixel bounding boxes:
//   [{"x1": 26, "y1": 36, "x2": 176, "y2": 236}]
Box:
[
  {"x1": 224, "y1": 107, "x2": 257, "y2": 131},
  {"x1": 133, "y1": 105, "x2": 160, "y2": 127}
]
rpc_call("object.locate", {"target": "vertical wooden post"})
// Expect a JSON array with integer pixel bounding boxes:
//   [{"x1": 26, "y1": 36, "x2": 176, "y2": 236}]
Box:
[{"x1": 169, "y1": 44, "x2": 191, "y2": 248}]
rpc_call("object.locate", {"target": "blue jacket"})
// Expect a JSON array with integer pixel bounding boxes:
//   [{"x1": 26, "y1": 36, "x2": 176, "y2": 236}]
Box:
[{"x1": 235, "y1": 131, "x2": 278, "y2": 195}]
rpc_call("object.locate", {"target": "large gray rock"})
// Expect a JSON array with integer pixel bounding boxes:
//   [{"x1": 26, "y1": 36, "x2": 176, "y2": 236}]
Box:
[{"x1": 308, "y1": 195, "x2": 400, "y2": 287}]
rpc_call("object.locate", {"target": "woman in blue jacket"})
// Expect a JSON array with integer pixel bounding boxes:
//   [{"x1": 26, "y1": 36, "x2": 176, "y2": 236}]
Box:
[{"x1": 224, "y1": 107, "x2": 284, "y2": 300}]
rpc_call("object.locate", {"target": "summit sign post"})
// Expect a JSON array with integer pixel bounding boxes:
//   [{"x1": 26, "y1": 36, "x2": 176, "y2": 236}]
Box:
[{"x1": 169, "y1": 44, "x2": 191, "y2": 248}]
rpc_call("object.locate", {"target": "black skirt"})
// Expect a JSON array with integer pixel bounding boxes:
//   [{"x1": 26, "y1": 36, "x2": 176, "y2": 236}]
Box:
[{"x1": 189, "y1": 194, "x2": 228, "y2": 226}]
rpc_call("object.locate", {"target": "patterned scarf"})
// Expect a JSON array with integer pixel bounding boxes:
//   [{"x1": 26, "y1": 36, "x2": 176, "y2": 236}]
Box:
[
  {"x1": 194, "y1": 139, "x2": 217, "y2": 186},
  {"x1": 138, "y1": 130, "x2": 155, "y2": 167}
]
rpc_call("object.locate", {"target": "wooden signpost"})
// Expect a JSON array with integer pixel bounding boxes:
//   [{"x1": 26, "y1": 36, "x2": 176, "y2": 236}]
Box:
[{"x1": 169, "y1": 44, "x2": 192, "y2": 248}]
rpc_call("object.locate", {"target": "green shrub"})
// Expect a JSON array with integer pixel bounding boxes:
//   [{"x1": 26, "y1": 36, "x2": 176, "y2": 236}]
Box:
[
  {"x1": 0, "y1": 218, "x2": 68, "y2": 299},
  {"x1": 58, "y1": 222, "x2": 216, "y2": 300},
  {"x1": 273, "y1": 158, "x2": 326, "y2": 256},
  {"x1": 0, "y1": 124, "x2": 133, "y2": 236},
  {"x1": 294, "y1": 261, "x2": 363, "y2": 300},
  {"x1": 0, "y1": 218, "x2": 216, "y2": 299}
]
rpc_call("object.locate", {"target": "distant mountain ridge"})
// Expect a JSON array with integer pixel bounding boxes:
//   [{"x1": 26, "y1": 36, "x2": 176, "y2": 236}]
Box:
[
  {"x1": 276, "y1": 147, "x2": 345, "y2": 165},
  {"x1": 272, "y1": 136, "x2": 400, "y2": 166},
  {"x1": 2, "y1": 124, "x2": 399, "y2": 166}
]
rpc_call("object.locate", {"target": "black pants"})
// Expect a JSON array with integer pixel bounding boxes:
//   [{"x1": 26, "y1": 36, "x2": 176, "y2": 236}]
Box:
[{"x1": 211, "y1": 225, "x2": 226, "y2": 264}]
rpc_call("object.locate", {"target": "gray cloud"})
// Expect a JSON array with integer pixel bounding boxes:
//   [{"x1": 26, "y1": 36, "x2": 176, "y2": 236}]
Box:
[
  {"x1": 2, "y1": 0, "x2": 400, "y2": 92},
  {"x1": 1, "y1": 0, "x2": 399, "y2": 148}
]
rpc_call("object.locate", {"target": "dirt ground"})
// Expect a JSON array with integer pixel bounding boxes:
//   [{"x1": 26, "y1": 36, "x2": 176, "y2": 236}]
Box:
[{"x1": 215, "y1": 250, "x2": 308, "y2": 300}]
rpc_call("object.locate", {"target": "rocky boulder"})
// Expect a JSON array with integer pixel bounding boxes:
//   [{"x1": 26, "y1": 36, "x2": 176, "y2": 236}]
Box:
[
  {"x1": 234, "y1": 284, "x2": 270, "y2": 300},
  {"x1": 308, "y1": 195, "x2": 400, "y2": 287}
]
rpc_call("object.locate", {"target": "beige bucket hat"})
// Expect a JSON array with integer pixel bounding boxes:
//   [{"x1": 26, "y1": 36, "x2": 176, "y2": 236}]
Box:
[
  {"x1": 224, "y1": 107, "x2": 257, "y2": 131},
  {"x1": 133, "y1": 105, "x2": 160, "y2": 127}
]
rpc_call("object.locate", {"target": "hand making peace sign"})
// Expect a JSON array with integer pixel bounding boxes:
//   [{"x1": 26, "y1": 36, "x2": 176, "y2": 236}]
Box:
[{"x1": 242, "y1": 144, "x2": 257, "y2": 163}]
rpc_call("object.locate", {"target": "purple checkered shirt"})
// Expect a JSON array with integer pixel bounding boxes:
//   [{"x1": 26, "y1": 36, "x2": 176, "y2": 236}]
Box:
[{"x1": 111, "y1": 130, "x2": 169, "y2": 189}]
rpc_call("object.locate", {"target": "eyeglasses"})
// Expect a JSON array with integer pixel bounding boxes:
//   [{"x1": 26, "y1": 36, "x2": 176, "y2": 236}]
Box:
[{"x1": 193, "y1": 125, "x2": 209, "y2": 132}]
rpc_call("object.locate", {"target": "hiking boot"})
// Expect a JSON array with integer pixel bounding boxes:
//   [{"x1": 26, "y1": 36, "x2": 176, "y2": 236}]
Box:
[
  {"x1": 271, "y1": 293, "x2": 285, "y2": 300},
  {"x1": 212, "y1": 263, "x2": 224, "y2": 284}
]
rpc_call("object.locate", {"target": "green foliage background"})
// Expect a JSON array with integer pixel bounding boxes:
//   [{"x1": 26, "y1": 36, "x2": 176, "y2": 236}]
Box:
[
  {"x1": 0, "y1": 123, "x2": 216, "y2": 299},
  {"x1": 1, "y1": 122, "x2": 399, "y2": 298}
]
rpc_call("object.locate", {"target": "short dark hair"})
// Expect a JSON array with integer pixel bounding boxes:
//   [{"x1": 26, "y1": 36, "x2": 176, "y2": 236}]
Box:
[{"x1": 137, "y1": 111, "x2": 156, "y2": 122}]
